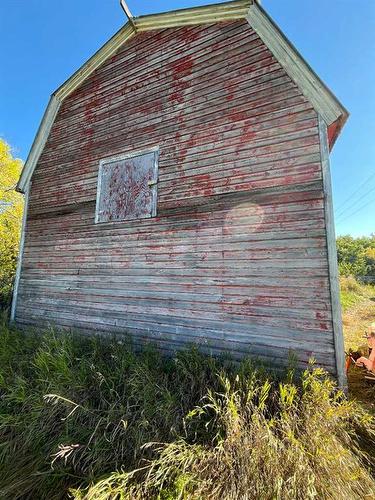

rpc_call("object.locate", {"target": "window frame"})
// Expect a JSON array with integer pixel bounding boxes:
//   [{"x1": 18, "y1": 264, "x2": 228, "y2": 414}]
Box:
[{"x1": 94, "y1": 146, "x2": 159, "y2": 224}]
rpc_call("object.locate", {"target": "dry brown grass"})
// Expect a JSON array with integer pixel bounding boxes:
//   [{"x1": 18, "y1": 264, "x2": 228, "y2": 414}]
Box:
[{"x1": 340, "y1": 277, "x2": 375, "y2": 414}]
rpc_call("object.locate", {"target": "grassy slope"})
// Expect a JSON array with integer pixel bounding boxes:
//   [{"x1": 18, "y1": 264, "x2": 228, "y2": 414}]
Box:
[
  {"x1": 0, "y1": 278, "x2": 373, "y2": 498},
  {"x1": 0, "y1": 315, "x2": 374, "y2": 499},
  {"x1": 340, "y1": 277, "x2": 375, "y2": 414}
]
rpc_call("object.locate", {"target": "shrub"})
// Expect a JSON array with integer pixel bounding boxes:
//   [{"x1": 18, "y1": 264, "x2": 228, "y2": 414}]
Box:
[
  {"x1": 0, "y1": 318, "x2": 374, "y2": 499},
  {"x1": 340, "y1": 275, "x2": 363, "y2": 293}
]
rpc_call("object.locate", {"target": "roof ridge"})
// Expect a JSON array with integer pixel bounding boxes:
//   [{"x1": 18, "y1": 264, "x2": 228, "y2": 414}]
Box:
[
  {"x1": 16, "y1": 0, "x2": 347, "y2": 193},
  {"x1": 135, "y1": 0, "x2": 251, "y2": 20}
]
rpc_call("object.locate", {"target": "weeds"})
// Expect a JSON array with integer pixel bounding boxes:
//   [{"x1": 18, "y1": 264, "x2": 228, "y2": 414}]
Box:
[
  {"x1": 340, "y1": 275, "x2": 374, "y2": 313},
  {"x1": 78, "y1": 367, "x2": 375, "y2": 500},
  {"x1": 0, "y1": 315, "x2": 374, "y2": 499}
]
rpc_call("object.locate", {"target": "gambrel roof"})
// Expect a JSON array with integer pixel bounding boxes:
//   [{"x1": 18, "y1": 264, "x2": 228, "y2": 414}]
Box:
[{"x1": 17, "y1": 0, "x2": 348, "y2": 193}]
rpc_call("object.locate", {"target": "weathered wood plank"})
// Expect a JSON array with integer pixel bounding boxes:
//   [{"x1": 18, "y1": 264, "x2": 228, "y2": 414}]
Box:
[
  {"x1": 15, "y1": 19, "x2": 338, "y2": 377},
  {"x1": 318, "y1": 115, "x2": 346, "y2": 388}
]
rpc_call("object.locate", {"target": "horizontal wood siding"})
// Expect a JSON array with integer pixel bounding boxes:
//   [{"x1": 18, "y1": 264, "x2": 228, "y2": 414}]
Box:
[{"x1": 16, "y1": 20, "x2": 336, "y2": 373}]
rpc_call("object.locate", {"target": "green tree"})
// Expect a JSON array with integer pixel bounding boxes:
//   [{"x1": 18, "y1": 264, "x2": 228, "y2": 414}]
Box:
[
  {"x1": 364, "y1": 247, "x2": 375, "y2": 277},
  {"x1": 336, "y1": 234, "x2": 375, "y2": 278},
  {"x1": 0, "y1": 139, "x2": 24, "y2": 306}
]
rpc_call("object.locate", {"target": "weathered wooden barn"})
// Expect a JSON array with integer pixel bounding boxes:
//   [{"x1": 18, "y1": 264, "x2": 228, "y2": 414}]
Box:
[{"x1": 12, "y1": 0, "x2": 348, "y2": 385}]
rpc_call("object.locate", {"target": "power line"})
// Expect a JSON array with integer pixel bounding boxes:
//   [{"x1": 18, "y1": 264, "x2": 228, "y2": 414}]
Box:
[
  {"x1": 335, "y1": 170, "x2": 375, "y2": 213},
  {"x1": 335, "y1": 196, "x2": 375, "y2": 225},
  {"x1": 335, "y1": 183, "x2": 375, "y2": 220}
]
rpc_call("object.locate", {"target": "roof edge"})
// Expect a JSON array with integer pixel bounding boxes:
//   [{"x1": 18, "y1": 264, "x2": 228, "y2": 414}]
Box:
[
  {"x1": 55, "y1": 23, "x2": 135, "y2": 100},
  {"x1": 17, "y1": 24, "x2": 136, "y2": 192},
  {"x1": 135, "y1": 0, "x2": 251, "y2": 30},
  {"x1": 17, "y1": 95, "x2": 61, "y2": 192},
  {"x1": 17, "y1": 0, "x2": 251, "y2": 193},
  {"x1": 17, "y1": 0, "x2": 348, "y2": 193},
  {"x1": 246, "y1": 2, "x2": 348, "y2": 134}
]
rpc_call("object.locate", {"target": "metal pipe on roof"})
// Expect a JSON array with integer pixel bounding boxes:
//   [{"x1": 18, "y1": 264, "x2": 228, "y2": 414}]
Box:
[{"x1": 120, "y1": 0, "x2": 137, "y2": 30}]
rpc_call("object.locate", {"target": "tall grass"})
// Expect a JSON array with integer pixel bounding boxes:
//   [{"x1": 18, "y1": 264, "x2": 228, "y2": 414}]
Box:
[
  {"x1": 340, "y1": 275, "x2": 374, "y2": 312},
  {"x1": 0, "y1": 313, "x2": 374, "y2": 499}
]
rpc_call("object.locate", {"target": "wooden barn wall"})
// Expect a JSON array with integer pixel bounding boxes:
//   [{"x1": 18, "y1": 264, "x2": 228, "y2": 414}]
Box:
[{"x1": 15, "y1": 20, "x2": 336, "y2": 373}]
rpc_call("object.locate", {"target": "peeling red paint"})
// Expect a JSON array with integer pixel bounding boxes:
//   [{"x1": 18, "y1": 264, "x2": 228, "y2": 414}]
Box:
[
  {"x1": 23, "y1": 21, "x2": 336, "y2": 373},
  {"x1": 229, "y1": 111, "x2": 248, "y2": 122},
  {"x1": 224, "y1": 80, "x2": 237, "y2": 101},
  {"x1": 169, "y1": 90, "x2": 184, "y2": 104},
  {"x1": 241, "y1": 127, "x2": 256, "y2": 141},
  {"x1": 170, "y1": 55, "x2": 194, "y2": 80}
]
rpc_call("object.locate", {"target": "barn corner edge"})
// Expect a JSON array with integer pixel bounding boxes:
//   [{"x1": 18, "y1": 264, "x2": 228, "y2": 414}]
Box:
[{"x1": 318, "y1": 115, "x2": 347, "y2": 390}]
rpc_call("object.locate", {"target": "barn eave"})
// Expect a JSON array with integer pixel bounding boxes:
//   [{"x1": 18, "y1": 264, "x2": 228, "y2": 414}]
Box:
[{"x1": 16, "y1": 0, "x2": 348, "y2": 193}]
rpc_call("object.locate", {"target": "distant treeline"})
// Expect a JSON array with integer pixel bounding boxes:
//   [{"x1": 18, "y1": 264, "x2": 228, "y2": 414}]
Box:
[{"x1": 337, "y1": 235, "x2": 375, "y2": 279}]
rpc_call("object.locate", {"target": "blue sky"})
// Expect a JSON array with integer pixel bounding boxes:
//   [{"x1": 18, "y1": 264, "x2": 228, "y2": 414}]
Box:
[{"x1": 1, "y1": 0, "x2": 374, "y2": 237}]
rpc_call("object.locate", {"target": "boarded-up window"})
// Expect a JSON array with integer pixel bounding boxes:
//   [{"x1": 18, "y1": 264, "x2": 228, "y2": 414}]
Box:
[{"x1": 95, "y1": 148, "x2": 158, "y2": 223}]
